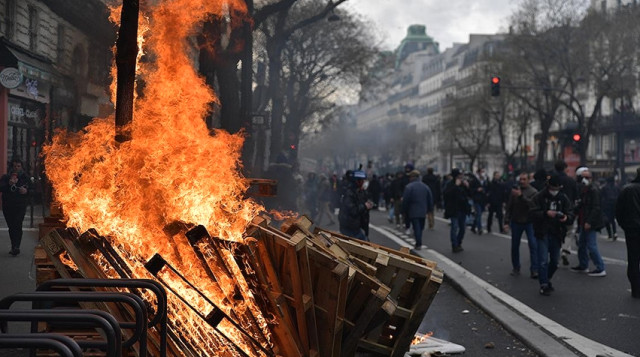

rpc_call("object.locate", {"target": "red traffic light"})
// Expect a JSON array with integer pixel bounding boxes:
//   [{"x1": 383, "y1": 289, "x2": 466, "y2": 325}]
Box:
[
  {"x1": 491, "y1": 76, "x2": 500, "y2": 84},
  {"x1": 290, "y1": 144, "x2": 296, "y2": 150},
  {"x1": 572, "y1": 134, "x2": 581, "y2": 142}
]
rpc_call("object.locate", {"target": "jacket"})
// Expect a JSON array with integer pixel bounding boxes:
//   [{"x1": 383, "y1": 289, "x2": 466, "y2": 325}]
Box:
[
  {"x1": 339, "y1": 183, "x2": 368, "y2": 231},
  {"x1": 530, "y1": 188, "x2": 574, "y2": 239},
  {"x1": 443, "y1": 181, "x2": 470, "y2": 218},
  {"x1": 615, "y1": 177, "x2": 640, "y2": 233},
  {"x1": 422, "y1": 174, "x2": 442, "y2": 206},
  {"x1": 0, "y1": 171, "x2": 30, "y2": 208},
  {"x1": 576, "y1": 185, "x2": 604, "y2": 231},
  {"x1": 487, "y1": 179, "x2": 508, "y2": 208},
  {"x1": 402, "y1": 180, "x2": 433, "y2": 219},
  {"x1": 504, "y1": 185, "x2": 537, "y2": 225}
]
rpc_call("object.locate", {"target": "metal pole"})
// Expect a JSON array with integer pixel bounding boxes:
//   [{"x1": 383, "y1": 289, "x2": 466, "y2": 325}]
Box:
[{"x1": 114, "y1": 0, "x2": 139, "y2": 143}]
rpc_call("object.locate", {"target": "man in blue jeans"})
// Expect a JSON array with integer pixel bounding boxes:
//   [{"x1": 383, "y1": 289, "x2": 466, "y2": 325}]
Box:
[
  {"x1": 402, "y1": 170, "x2": 433, "y2": 250},
  {"x1": 530, "y1": 175, "x2": 575, "y2": 296},
  {"x1": 444, "y1": 169, "x2": 470, "y2": 252},
  {"x1": 504, "y1": 172, "x2": 539, "y2": 278},
  {"x1": 571, "y1": 168, "x2": 606, "y2": 277}
]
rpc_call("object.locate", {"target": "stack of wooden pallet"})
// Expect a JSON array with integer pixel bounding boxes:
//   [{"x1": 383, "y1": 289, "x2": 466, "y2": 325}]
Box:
[{"x1": 36, "y1": 215, "x2": 442, "y2": 357}]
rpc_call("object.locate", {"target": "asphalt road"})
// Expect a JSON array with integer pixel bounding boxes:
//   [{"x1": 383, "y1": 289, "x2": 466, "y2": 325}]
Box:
[{"x1": 354, "y1": 208, "x2": 639, "y2": 356}]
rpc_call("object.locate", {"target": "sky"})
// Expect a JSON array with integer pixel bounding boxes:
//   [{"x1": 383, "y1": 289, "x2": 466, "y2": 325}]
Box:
[{"x1": 344, "y1": 0, "x2": 519, "y2": 51}]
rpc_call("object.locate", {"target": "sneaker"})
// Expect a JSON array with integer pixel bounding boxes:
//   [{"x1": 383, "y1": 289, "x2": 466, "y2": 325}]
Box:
[
  {"x1": 539, "y1": 285, "x2": 552, "y2": 296},
  {"x1": 613, "y1": 234, "x2": 618, "y2": 241},
  {"x1": 547, "y1": 282, "x2": 555, "y2": 291},
  {"x1": 405, "y1": 228, "x2": 412, "y2": 235},
  {"x1": 414, "y1": 245, "x2": 423, "y2": 250},
  {"x1": 470, "y1": 227, "x2": 477, "y2": 234},
  {"x1": 561, "y1": 255, "x2": 569, "y2": 266},
  {"x1": 9, "y1": 248, "x2": 19, "y2": 256},
  {"x1": 530, "y1": 272, "x2": 539, "y2": 279},
  {"x1": 452, "y1": 246, "x2": 464, "y2": 253},
  {"x1": 510, "y1": 269, "x2": 520, "y2": 276},
  {"x1": 588, "y1": 269, "x2": 607, "y2": 277},
  {"x1": 570, "y1": 266, "x2": 588, "y2": 273}
]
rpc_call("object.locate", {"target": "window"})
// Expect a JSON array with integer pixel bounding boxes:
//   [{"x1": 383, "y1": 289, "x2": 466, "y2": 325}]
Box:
[
  {"x1": 57, "y1": 25, "x2": 66, "y2": 64},
  {"x1": 5, "y1": 0, "x2": 15, "y2": 39},
  {"x1": 28, "y1": 6, "x2": 39, "y2": 52}
]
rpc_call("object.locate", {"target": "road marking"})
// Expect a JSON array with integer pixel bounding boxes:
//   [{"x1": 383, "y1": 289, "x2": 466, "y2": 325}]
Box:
[
  {"x1": 433, "y1": 216, "x2": 627, "y2": 267},
  {"x1": 370, "y1": 223, "x2": 634, "y2": 357}
]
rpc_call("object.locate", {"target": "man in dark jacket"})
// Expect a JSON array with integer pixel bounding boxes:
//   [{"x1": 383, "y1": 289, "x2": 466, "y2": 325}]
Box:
[
  {"x1": 444, "y1": 169, "x2": 470, "y2": 252},
  {"x1": 600, "y1": 176, "x2": 620, "y2": 240},
  {"x1": 339, "y1": 170, "x2": 373, "y2": 241},
  {"x1": 487, "y1": 171, "x2": 507, "y2": 234},
  {"x1": 504, "y1": 172, "x2": 538, "y2": 278},
  {"x1": 422, "y1": 167, "x2": 441, "y2": 229},
  {"x1": 0, "y1": 158, "x2": 31, "y2": 256},
  {"x1": 403, "y1": 170, "x2": 433, "y2": 249},
  {"x1": 570, "y1": 168, "x2": 606, "y2": 277},
  {"x1": 615, "y1": 168, "x2": 640, "y2": 298},
  {"x1": 530, "y1": 174, "x2": 574, "y2": 296},
  {"x1": 469, "y1": 168, "x2": 488, "y2": 234},
  {"x1": 554, "y1": 160, "x2": 578, "y2": 266}
]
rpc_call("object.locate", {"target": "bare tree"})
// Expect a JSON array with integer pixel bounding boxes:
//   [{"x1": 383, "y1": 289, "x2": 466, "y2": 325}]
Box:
[{"x1": 500, "y1": 0, "x2": 588, "y2": 168}]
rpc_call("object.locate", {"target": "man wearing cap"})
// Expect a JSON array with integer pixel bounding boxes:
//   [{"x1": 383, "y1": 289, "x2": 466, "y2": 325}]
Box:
[
  {"x1": 504, "y1": 172, "x2": 539, "y2": 278},
  {"x1": 339, "y1": 170, "x2": 373, "y2": 241},
  {"x1": 402, "y1": 170, "x2": 433, "y2": 250},
  {"x1": 530, "y1": 174, "x2": 574, "y2": 296},
  {"x1": 444, "y1": 169, "x2": 470, "y2": 252},
  {"x1": 616, "y1": 168, "x2": 640, "y2": 298},
  {"x1": 571, "y1": 168, "x2": 606, "y2": 277}
]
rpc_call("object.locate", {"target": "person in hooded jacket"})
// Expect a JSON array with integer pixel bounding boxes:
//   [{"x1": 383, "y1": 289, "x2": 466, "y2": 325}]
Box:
[
  {"x1": 570, "y1": 168, "x2": 606, "y2": 277},
  {"x1": 338, "y1": 170, "x2": 373, "y2": 241},
  {"x1": 0, "y1": 158, "x2": 31, "y2": 256},
  {"x1": 530, "y1": 174, "x2": 574, "y2": 296}
]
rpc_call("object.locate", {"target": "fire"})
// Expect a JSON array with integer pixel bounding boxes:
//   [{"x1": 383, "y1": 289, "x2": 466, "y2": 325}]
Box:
[
  {"x1": 42, "y1": 0, "x2": 272, "y2": 355},
  {"x1": 411, "y1": 331, "x2": 434, "y2": 345}
]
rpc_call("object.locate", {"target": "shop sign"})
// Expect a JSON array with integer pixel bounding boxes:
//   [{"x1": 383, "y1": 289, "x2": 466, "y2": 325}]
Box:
[
  {"x1": 0, "y1": 67, "x2": 23, "y2": 89},
  {"x1": 25, "y1": 78, "x2": 39, "y2": 99}
]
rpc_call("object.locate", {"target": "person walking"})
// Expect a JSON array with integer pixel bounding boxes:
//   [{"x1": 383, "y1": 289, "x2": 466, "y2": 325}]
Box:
[
  {"x1": 0, "y1": 158, "x2": 31, "y2": 256},
  {"x1": 601, "y1": 176, "x2": 620, "y2": 241},
  {"x1": 422, "y1": 168, "x2": 441, "y2": 229},
  {"x1": 403, "y1": 170, "x2": 433, "y2": 250},
  {"x1": 390, "y1": 171, "x2": 406, "y2": 228},
  {"x1": 316, "y1": 175, "x2": 336, "y2": 226},
  {"x1": 504, "y1": 172, "x2": 539, "y2": 278},
  {"x1": 530, "y1": 175, "x2": 574, "y2": 296},
  {"x1": 470, "y1": 168, "x2": 488, "y2": 234},
  {"x1": 615, "y1": 168, "x2": 640, "y2": 298},
  {"x1": 487, "y1": 171, "x2": 507, "y2": 234},
  {"x1": 338, "y1": 170, "x2": 373, "y2": 241},
  {"x1": 444, "y1": 169, "x2": 470, "y2": 252},
  {"x1": 553, "y1": 160, "x2": 578, "y2": 266},
  {"x1": 570, "y1": 168, "x2": 607, "y2": 277}
]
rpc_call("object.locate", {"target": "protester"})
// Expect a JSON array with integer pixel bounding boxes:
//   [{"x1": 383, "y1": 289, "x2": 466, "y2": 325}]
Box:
[
  {"x1": 469, "y1": 168, "x2": 488, "y2": 234},
  {"x1": 403, "y1": 170, "x2": 433, "y2": 250},
  {"x1": 553, "y1": 160, "x2": 578, "y2": 266},
  {"x1": 600, "y1": 176, "x2": 620, "y2": 241},
  {"x1": 0, "y1": 158, "x2": 31, "y2": 256},
  {"x1": 338, "y1": 170, "x2": 373, "y2": 241},
  {"x1": 530, "y1": 175, "x2": 574, "y2": 296},
  {"x1": 570, "y1": 168, "x2": 607, "y2": 277},
  {"x1": 504, "y1": 172, "x2": 539, "y2": 278},
  {"x1": 487, "y1": 171, "x2": 507, "y2": 234},
  {"x1": 316, "y1": 174, "x2": 336, "y2": 226},
  {"x1": 390, "y1": 171, "x2": 405, "y2": 228},
  {"x1": 422, "y1": 167, "x2": 441, "y2": 229},
  {"x1": 444, "y1": 169, "x2": 470, "y2": 252},
  {"x1": 615, "y1": 168, "x2": 640, "y2": 298}
]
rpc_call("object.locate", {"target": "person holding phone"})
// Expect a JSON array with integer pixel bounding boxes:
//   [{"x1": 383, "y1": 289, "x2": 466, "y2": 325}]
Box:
[{"x1": 0, "y1": 158, "x2": 30, "y2": 256}]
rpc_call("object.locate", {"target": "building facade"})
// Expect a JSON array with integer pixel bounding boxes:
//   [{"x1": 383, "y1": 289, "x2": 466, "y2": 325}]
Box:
[{"x1": 0, "y1": 0, "x2": 114, "y2": 199}]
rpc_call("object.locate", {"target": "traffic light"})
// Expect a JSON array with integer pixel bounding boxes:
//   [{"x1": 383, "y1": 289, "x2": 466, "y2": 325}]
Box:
[
  {"x1": 490, "y1": 76, "x2": 500, "y2": 97},
  {"x1": 572, "y1": 133, "x2": 582, "y2": 152}
]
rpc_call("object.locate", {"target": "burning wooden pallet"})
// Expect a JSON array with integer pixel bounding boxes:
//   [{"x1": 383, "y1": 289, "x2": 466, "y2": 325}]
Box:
[{"x1": 36, "y1": 215, "x2": 442, "y2": 357}]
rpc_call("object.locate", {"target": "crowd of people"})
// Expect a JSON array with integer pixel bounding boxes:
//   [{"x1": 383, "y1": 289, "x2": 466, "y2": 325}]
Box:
[{"x1": 292, "y1": 159, "x2": 639, "y2": 299}]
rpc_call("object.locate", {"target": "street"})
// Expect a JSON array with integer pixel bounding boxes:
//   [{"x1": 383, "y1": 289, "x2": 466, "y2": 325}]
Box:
[{"x1": 356, "y1": 208, "x2": 638, "y2": 356}]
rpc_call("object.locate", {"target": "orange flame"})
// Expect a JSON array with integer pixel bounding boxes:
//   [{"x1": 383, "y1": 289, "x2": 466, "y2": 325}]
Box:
[
  {"x1": 411, "y1": 331, "x2": 434, "y2": 345},
  {"x1": 42, "y1": 0, "x2": 272, "y2": 355}
]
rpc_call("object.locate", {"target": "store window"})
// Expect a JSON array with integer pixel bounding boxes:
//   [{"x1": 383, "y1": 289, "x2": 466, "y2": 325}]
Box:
[{"x1": 7, "y1": 97, "x2": 45, "y2": 176}]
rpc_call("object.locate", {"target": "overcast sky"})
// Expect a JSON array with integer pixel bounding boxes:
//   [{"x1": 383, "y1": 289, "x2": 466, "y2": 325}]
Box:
[{"x1": 344, "y1": 0, "x2": 518, "y2": 51}]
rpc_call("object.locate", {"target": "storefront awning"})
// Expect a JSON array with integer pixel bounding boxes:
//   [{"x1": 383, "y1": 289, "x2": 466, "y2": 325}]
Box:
[{"x1": 0, "y1": 38, "x2": 61, "y2": 85}]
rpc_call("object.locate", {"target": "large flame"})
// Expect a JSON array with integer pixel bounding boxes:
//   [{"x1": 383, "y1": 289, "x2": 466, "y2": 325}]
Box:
[{"x1": 43, "y1": 0, "x2": 268, "y2": 355}]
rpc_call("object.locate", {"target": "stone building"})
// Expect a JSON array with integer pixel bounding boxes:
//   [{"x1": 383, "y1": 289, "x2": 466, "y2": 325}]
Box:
[{"x1": 0, "y1": 0, "x2": 114, "y2": 183}]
